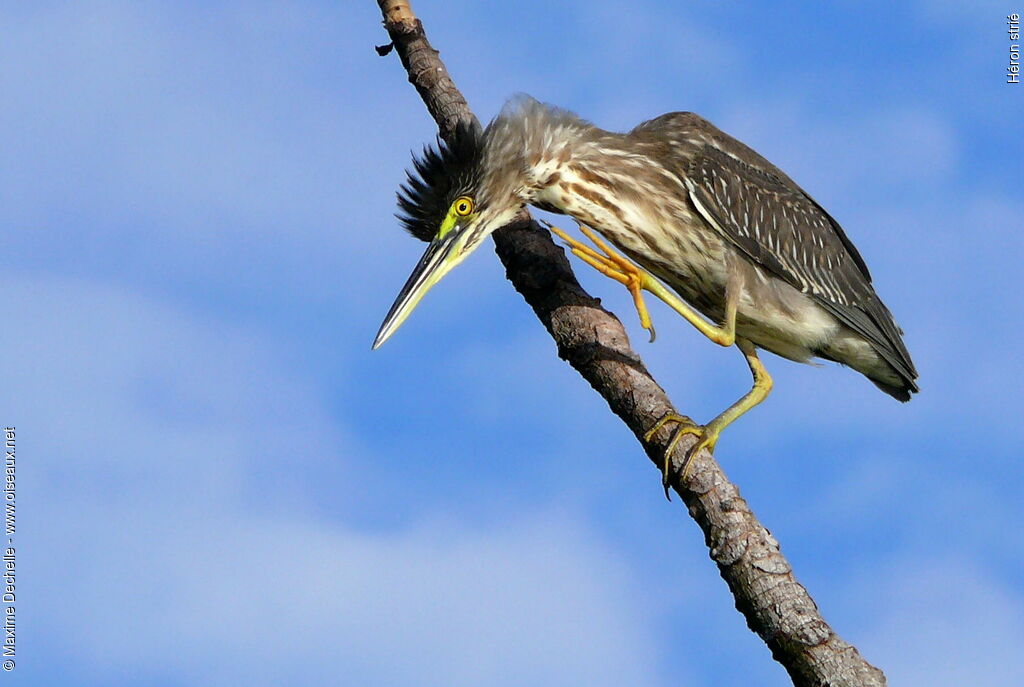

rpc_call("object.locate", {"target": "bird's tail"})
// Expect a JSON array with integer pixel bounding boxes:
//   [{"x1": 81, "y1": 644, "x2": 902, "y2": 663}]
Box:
[
  {"x1": 818, "y1": 333, "x2": 919, "y2": 402},
  {"x1": 869, "y1": 375, "x2": 916, "y2": 402}
]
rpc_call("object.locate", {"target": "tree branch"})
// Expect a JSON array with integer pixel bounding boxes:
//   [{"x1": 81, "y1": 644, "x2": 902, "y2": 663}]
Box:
[{"x1": 373, "y1": 2, "x2": 887, "y2": 685}]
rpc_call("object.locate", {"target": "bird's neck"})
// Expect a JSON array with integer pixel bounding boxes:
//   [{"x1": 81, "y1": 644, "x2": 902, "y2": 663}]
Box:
[
  {"x1": 515, "y1": 125, "x2": 631, "y2": 222},
  {"x1": 503, "y1": 117, "x2": 654, "y2": 241},
  {"x1": 483, "y1": 98, "x2": 604, "y2": 207}
]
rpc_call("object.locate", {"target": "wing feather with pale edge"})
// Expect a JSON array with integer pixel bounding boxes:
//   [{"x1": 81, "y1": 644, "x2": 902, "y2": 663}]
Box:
[{"x1": 683, "y1": 144, "x2": 917, "y2": 387}]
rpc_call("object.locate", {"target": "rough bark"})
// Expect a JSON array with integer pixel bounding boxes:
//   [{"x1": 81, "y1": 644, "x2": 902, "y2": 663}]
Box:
[{"x1": 373, "y1": 2, "x2": 887, "y2": 685}]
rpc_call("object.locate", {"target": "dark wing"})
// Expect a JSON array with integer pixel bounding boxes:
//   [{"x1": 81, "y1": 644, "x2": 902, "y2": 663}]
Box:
[{"x1": 685, "y1": 144, "x2": 917, "y2": 387}]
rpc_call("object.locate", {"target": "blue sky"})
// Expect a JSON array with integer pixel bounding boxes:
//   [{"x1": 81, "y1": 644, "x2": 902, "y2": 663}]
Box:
[{"x1": 3, "y1": 1, "x2": 1022, "y2": 685}]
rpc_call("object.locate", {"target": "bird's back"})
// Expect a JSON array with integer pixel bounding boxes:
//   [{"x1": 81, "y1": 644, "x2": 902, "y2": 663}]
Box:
[{"x1": 627, "y1": 113, "x2": 918, "y2": 400}]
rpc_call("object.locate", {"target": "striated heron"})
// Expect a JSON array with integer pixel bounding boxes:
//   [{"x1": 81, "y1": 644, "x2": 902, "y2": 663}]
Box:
[{"x1": 373, "y1": 96, "x2": 918, "y2": 484}]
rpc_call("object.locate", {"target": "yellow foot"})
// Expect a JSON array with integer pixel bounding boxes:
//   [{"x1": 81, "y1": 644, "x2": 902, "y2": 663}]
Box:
[
  {"x1": 644, "y1": 413, "x2": 720, "y2": 498},
  {"x1": 545, "y1": 221, "x2": 658, "y2": 342}
]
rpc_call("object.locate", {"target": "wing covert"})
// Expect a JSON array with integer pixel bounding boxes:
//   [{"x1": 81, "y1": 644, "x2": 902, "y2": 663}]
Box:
[{"x1": 683, "y1": 145, "x2": 917, "y2": 383}]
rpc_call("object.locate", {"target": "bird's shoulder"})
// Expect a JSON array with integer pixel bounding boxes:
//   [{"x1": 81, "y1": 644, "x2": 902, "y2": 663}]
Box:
[
  {"x1": 629, "y1": 112, "x2": 800, "y2": 189},
  {"x1": 633, "y1": 112, "x2": 873, "y2": 281}
]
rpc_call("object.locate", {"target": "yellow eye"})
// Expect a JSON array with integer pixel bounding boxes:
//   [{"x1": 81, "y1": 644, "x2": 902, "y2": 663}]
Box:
[{"x1": 453, "y1": 196, "x2": 474, "y2": 216}]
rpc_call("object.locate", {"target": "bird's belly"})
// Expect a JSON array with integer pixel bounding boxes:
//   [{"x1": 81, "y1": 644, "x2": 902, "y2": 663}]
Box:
[{"x1": 732, "y1": 265, "x2": 841, "y2": 362}]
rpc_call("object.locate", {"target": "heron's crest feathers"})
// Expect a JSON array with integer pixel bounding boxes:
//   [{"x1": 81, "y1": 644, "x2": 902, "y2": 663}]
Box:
[{"x1": 397, "y1": 121, "x2": 483, "y2": 242}]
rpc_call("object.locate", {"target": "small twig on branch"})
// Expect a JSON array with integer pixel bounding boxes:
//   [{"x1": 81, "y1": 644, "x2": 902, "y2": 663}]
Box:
[{"x1": 372, "y1": 2, "x2": 887, "y2": 685}]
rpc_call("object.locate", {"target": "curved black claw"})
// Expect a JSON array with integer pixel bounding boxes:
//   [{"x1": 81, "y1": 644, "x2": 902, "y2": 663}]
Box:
[{"x1": 645, "y1": 413, "x2": 720, "y2": 499}]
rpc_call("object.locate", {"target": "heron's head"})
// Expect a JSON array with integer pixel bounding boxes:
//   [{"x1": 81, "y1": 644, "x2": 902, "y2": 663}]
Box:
[{"x1": 372, "y1": 120, "x2": 527, "y2": 349}]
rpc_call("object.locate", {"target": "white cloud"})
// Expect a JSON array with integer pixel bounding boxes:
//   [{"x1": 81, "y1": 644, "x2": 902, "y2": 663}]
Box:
[
  {"x1": 43, "y1": 507, "x2": 665, "y2": 687},
  {"x1": 1, "y1": 271, "x2": 341, "y2": 487},
  {"x1": 862, "y1": 556, "x2": 1024, "y2": 686},
  {"x1": 5, "y1": 271, "x2": 668, "y2": 686},
  {"x1": 0, "y1": 1, "x2": 438, "y2": 307}
]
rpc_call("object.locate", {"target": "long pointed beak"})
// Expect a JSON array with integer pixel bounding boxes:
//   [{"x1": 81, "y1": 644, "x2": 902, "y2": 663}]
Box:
[{"x1": 373, "y1": 229, "x2": 466, "y2": 349}]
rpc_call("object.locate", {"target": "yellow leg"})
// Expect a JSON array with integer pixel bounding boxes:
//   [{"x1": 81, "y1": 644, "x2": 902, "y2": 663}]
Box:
[
  {"x1": 646, "y1": 338, "x2": 773, "y2": 494},
  {"x1": 547, "y1": 222, "x2": 658, "y2": 341},
  {"x1": 545, "y1": 222, "x2": 736, "y2": 347}
]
